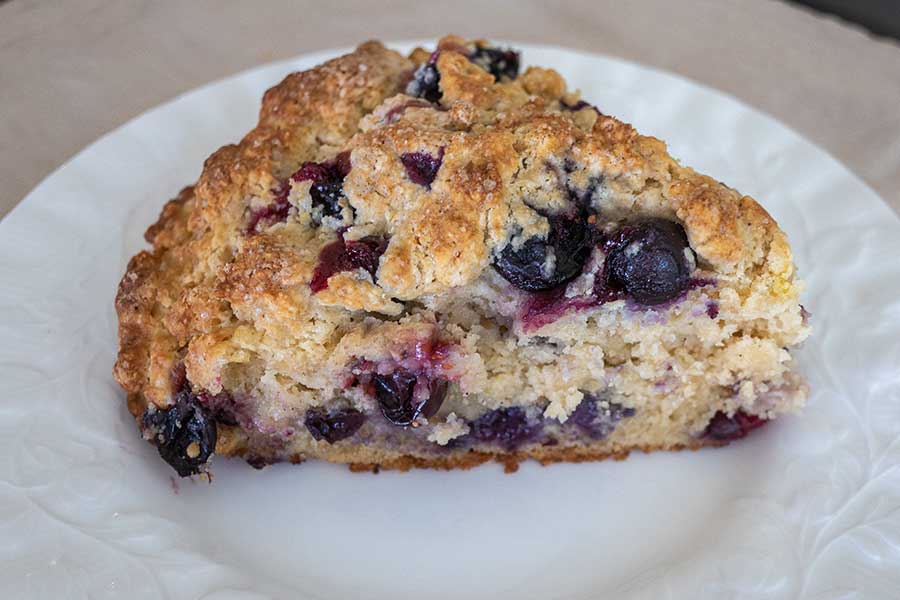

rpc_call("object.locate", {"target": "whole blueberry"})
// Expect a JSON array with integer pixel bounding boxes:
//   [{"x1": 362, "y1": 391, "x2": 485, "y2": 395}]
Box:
[
  {"x1": 373, "y1": 371, "x2": 448, "y2": 426},
  {"x1": 142, "y1": 391, "x2": 217, "y2": 477},
  {"x1": 493, "y1": 212, "x2": 592, "y2": 291},
  {"x1": 304, "y1": 407, "x2": 365, "y2": 443},
  {"x1": 605, "y1": 219, "x2": 694, "y2": 305}
]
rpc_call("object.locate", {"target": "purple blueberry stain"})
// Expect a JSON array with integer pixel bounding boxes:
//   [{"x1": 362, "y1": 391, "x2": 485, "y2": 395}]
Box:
[
  {"x1": 196, "y1": 390, "x2": 241, "y2": 427},
  {"x1": 469, "y1": 407, "x2": 540, "y2": 450},
  {"x1": 706, "y1": 300, "x2": 720, "y2": 319},
  {"x1": 304, "y1": 407, "x2": 365, "y2": 443},
  {"x1": 246, "y1": 186, "x2": 292, "y2": 233},
  {"x1": 704, "y1": 410, "x2": 767, "y2": 441},
  {"x1": 518, "y1": 285, "x2": 596, "y2": 332},
  {"x1": 310, "y1": 235, "x2": 388, "y2": 293},
  {"x1": 568, "y1": 396, "x2": 635, "y2": 439},
  {"x1": 400, "y1": 147, "x2": 445, "y2": 188}
]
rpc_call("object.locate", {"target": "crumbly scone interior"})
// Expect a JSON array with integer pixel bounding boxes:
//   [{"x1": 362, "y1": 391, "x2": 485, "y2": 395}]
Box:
[{"x1": 115, "y1": 36, "x2": 810, "y2": 473}]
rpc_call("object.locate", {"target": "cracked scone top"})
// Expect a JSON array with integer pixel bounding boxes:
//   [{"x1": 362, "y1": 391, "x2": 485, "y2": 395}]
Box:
[{"x1": 114, "y1": 36, "x2": 810, "y2": 477}]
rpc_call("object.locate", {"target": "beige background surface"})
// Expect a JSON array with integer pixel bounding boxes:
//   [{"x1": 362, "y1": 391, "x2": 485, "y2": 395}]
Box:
[{"x1": 1, "y1": 0, "x2": 898, "y2": 218}]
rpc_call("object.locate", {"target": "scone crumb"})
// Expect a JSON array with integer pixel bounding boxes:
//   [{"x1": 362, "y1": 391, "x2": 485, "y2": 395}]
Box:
[
  {"x1": 427, "y1": 413, "x2": 470, "y2": 445},
  {"x1": 543, "y1": 388, "x2": 585, "y2": 422},
  {"x1": 186, "y1": 442, "x2": 201, "y2": 459}
]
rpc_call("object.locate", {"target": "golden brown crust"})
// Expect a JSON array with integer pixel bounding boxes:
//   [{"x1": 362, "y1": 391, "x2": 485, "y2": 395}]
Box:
[
  {"x1": 114, "y1": 41, "x2": 412, "y2": 401},
  {"x1": 114, "y1": 36, "x2": 808, "y2": 477}
]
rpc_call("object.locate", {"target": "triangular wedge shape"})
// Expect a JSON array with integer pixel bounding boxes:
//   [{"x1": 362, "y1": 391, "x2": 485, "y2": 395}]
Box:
[{"x1": 115, "y1": 37, "x2": 810, "y2": 477}]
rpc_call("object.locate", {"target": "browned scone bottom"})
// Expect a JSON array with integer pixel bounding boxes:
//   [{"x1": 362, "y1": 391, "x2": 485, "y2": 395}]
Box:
[
  {"x1": 343, "y1": 441, "x2": 723, "y2": 475},
  {"x1": 297, "y1": 442, "x2": 722, "y2": 475},
  {"x1": 116, "y1": 36, "x2": 809, "y2": 478}
]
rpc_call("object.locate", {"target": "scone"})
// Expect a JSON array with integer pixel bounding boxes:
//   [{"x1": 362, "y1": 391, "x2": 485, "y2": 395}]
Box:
[{"x1": 114, "y1": 36, "x2": 810, "y2": 477}]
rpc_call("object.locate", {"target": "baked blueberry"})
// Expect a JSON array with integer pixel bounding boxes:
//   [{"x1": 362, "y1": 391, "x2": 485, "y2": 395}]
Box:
[
  {"x1": 493, "y1": 212, "x2": 592, "y2": 291},
  {"x1": 704, "y1": 410, "x2": 767, "y2": 441},
  {"x1": 292, "y1": 151, "x2": 352, "y2": 219},
  {"x1": 400, "y1": 148, "x2": 444, "y2": 188},
  {"x1": 421, "y1": 378, "x2": 449, "y2": 419},
  {"x1": 469, "y1": 407, "x2": 540, "y2": 450},
  {"x1": 561, "y1": 99, "x2": 602, "y2": 114},
  {"x1": 569, "y1": 396, "x2": 635, "y2": 439},
  {"x1": 246, "y1": 188, "x2": 292, "y2": 233},
  {"x1": 310, "y1": 235, "x2": 387, "y2": 292},
  {"x1": 373, "y1": 371, "x2": 448, "y2": 426},
  {"x1": 406, "y1": 57, "x2": 441, "y2": 103},
  {"x1": 305, "y1": 407, "x2": 365, "y2": 443},
  {"x1": 142, "y1": 391, "x2": 217, "y2": 477},
  {"x1": 115, "y1": 37, "x2": 810, "y2": 477},
  {"x1": 470, "y1": 46, "x2": 520, "y2": 81},
  {"x1": 605, "y1": 219, "x2": 694, "y2": 305}
]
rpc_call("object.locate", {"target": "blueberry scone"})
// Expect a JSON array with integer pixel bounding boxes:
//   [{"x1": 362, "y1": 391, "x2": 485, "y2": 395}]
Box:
[{"x1": 114, "y1": 36, "x2": 810, "y2": 477}]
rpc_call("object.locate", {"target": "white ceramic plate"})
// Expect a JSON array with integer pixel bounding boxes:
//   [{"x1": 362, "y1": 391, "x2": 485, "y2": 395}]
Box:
[{"x1": 2, "y1": 42, "x2": 899, "y2": 600}]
